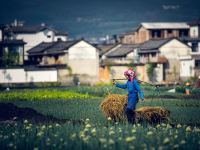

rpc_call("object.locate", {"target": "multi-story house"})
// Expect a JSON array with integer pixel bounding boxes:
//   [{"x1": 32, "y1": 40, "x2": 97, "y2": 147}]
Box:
[
  {"x1": 179, "y1": 20, "x2": 200, "y2": 78},
  {"x1": 121, "y1": 22, "x2": 189, "y2": 44},
  {"x1": 3, "y1": 20, "x2": 68, "y2": 61},
  {"x1": 137, "y1": 38, "x2": 191, "y2": 82}
]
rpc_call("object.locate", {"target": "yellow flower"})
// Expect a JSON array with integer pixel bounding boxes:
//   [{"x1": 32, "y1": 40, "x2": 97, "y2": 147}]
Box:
[
  {"x1": 83, "y1": 136, "x2": 90, "y2": 143},
  {"x1": 125, "y1": 136, "x2": 136, "y2": 143},
  {"x1": 33, "y1": 147, "x2": 39, "y2": 150},
  {"x1": 37, "y1": 132, "x2": 43, "y2": 137},
  {"x1": 180, "y1": 140, "x2": 186, "y2": 145},
  {"x1": 91, "y1": 128, "x2": 96, "y2": 136},
  {"x1": 8, "y1": 143, "x2": 14, "y2": 147},
  {"x1": 166, "y1": 124, "x2": 172, "y2": 129},
  {"x1": 107, "y1": 117, "x2": 112, "y2": 121},
  {"x1": 186, "y1": 126, "x2": 192, "y2": 132},
  {"x1": 108, "y1": 139, "x2": 115, "y2": 145},
  {"x1": 41, "y1": 125, "x2": 46, "y2": 130},
  {"x1": 24, "y1": 120, "x2": 28, "y2": 124},
  {"x1": 177, "y1": 124, "x2": 182, "y2": 128},
  {"x1": 85, "y1": 124, "x2": 91, "y2": 128},
  {"x1": 147, "y1": 131, "x2": 153, "y2": 136},
  {"x1": 55, "y1": 123, "x2": 60, "y2": 127},
  {"x1": 109, "y1": 130, "x2": 115, "y2": 135},
  {"x1": 163, "y1": 138, "x2": 170, "y2": 145},
  {"x1": 70, "y1": 133, "x2": 76, "y2": 140},
  {"x1": 173, "y1": 144, "x2": 179, "y2": 149},
  {"x1": 99, "y1": 138, "x2": 107, "y2": 143},
  {"x1": 131, "y1": 129, "x2": 136, "y2": 133},
  {"x1": 156, "y1": 124, "x2": 160, "y2": 128}
]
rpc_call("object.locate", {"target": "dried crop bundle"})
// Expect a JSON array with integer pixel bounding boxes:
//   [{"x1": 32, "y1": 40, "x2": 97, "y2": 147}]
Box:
[{"x1": 100, "y1": 94, "x2": 170, "y2": 123}]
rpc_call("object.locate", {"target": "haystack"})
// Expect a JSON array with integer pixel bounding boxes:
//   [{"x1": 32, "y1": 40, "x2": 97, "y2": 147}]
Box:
[
  {"x1": 100, "y1": 94, "x2": 170, "y2": 123},
  {"x1": 100, "y1": 94, "x2": 128, "y2": 122}
]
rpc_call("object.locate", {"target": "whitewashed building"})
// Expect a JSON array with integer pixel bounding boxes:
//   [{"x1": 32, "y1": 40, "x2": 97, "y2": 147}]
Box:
[
  {"x1": 4, "y1": 20, "x2": 68, "y2": 60},
  {"x1": 179, "y1": 20, "x2": 200, "y2": 78},
  {"x1": 27, "y1": 39, "x2": 99, "y2": 85},
  {"x1": 138, "y1": 38, "x2": 191, "y2": 82}
]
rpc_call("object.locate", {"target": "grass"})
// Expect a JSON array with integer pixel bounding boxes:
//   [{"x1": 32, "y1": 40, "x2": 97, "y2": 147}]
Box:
[{"x1": 0, "y1": 85, "x2": 200, "y2": 150}]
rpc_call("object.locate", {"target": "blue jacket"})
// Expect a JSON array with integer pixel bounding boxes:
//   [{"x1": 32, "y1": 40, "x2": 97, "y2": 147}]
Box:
[{"x1": 115, "y1": 79, "x2": 144, "y2": 109}]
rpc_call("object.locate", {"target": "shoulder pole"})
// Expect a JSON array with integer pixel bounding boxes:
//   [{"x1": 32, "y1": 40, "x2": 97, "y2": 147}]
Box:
[{"x1": 112, "y1": 78, "x2": 157, "y2": 87}]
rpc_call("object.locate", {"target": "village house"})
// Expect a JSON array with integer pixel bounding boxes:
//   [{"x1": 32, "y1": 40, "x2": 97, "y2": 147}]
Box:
[
  {"x1": 120, "y1": 22, "x2": 190, "y2": 44},
  {"x1": 27, "y1": 39, "x2": 100, "y2": 85},
  {"x1": 179, "y1": 20, "x2": 200, "y2": 78},
  {"x1": 99, "y1": 44, "x2": 140, "y2": 82},
  {"x1": 3, "y1": 20, "x2": 68, "y2": 61},
  {"x1": 138, "y1": 38, "x2": 191, "y2": 82},
  {"x1": 0, "y1": 40, "x2": 26, "y2": 68}
]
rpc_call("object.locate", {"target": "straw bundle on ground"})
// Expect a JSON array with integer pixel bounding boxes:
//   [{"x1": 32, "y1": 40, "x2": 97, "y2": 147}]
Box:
[
  {"x1": 100, "y1": 94, "x2": 128, "y2": 122},
  {"x1": 100, "y1": 94, "x2": 170, "y2": 123},
  {"x1": 135, "y1": 106, "x2": 170, "y2": 123}
]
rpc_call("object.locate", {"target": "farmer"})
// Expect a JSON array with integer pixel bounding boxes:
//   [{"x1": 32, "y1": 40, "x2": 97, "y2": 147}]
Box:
[
  {"x1": 113, "y1": 68, "x2": 144, "y2": 124},
  {"x1": 185, "y1": 81, "x2": 190, "y2": 95}
]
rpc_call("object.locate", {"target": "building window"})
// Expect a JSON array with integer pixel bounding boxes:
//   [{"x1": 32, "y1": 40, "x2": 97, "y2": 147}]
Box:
[
  {"x1": 191, "y1": 42, "x2": 198, "y2": 52},
  {"x1": 167, "y1": 29, "x2": 172, "y2": 34},
  {"x1": 195, "y1": 60, "x2": 200, "y2": 68},
  {"x1": 47, "y1": 35, "x2": 51, "y2": 38},
  {"x1": 180, "y1": 29, "x2": 189, "y2": 37},
  {"x1": 0, "y1": 45, "x2": 23, "y2": 67},
  {"x1": 152, "y1": 30, "x2": 161, "y2": 38}
]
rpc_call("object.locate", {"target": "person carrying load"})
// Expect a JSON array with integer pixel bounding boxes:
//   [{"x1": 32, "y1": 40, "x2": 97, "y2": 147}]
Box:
[{"x1": 112, "y1": 68, "x2": 144, "y2": 124}]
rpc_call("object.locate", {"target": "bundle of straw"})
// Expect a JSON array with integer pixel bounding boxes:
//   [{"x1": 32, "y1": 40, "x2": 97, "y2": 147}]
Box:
[
  {"x1": 135, "y1": 106, "x2": 170, "y2": 123},
  {"x1": 100, "y1": 94, "x2": 170, "y2": 123},
  {"x1": 100, "y1": 94, "x2": 128, "y2": 122}
]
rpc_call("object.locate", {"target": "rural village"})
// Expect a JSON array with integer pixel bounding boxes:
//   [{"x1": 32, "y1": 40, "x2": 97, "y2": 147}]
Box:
[
  {"x1": 0, "y1": 18, "x2": 200, "y2": 150},
  {"x1": 0, "y1": 19, "x2": 200, "y2": 86}
]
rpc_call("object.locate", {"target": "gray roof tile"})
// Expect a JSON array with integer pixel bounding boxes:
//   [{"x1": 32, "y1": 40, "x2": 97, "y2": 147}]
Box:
[
  {"x1": 106, "y1": 44, "x2": 139, "y2": 57},
  {"x1": 28, "y1": 40, "x2": 78, "y2": 55}
]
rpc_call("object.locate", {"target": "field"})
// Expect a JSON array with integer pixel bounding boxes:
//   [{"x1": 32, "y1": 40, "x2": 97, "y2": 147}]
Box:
[{"x1": 0, "y1": 85, "x2": 200, "y2": 150}]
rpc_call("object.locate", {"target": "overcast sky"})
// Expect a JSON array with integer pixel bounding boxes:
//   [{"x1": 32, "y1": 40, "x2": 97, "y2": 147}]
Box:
[{"x1": 0, "y1": 0, "x2": 200, "y2": 38}]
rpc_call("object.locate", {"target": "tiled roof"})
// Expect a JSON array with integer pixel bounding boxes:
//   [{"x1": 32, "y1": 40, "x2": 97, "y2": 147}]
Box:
[
  {"x1": 96, "y1": 44, "x2": 117, "y2": 56},
  {"x1": 28, "y1": 40, "x2": 78, "y2": 55},
  {"x1": 179, "y1": 37, "x2": 200, "y2": 42},
  {"x1": 105, "y1": 44, "x2": 139, "y2": 57},
  {"x1": 141, "y1": 22, "x2": 189, "y2": 29},
  {"x1": 138, "y1": 39, "x2": 171, "y2": 53},
  {"x1": 0, "y1": 39, "x2": 26, "y2": 45},
  {"x1": 55, "y1": 31, "x2": 68, "y2": 36}
]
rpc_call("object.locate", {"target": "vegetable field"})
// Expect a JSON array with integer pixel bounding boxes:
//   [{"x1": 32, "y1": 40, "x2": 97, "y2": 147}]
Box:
[{"x1": 0, "y1": 86, "x2": 200, "y2": 150}]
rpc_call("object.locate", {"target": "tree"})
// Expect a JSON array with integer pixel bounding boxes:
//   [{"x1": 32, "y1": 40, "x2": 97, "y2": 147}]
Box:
[{"x1": 146, "y1": 63, "x2": 155, "y2": 81}]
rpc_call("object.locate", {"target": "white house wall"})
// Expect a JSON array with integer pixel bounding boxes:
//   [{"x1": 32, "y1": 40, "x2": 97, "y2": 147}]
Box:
[
  {"x1": 68, "y1": 41, "x2": 99, "y2": 77},
  {"x1": 180, "y1": 59, "x2": 195, "y2": 77},
  {"x1": 54, "y1": 36, "x2": 67, "y2": 42},
  {"x1": 127, "y1": 52, "x2": 134, "y2": 59},
  {"x1": 110, "y1": 66, "x2": 129, "y2": 79},
  {"x1": 159, "y1": 39, "x2": 190, "y2": 59},
  {"x1": 0, "y1": 69, "x2": 57, "y2": 83},
  {"x1": 15, "y1": 29, "x2": 55, "y2": 60},
  {"x1": 190, "y1": 26, "x2": 199, "y2": 38}
]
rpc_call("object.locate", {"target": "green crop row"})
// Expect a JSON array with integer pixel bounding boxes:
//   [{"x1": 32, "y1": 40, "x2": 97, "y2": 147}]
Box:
[
  {"x1": 0, "y1": 119, "x2": 199, "y2": 150},
  {"x1": 0, "y1": 89, "x2": 98, "y2": 101}
]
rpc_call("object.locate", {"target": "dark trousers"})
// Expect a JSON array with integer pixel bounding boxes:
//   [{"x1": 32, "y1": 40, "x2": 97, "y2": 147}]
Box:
[{"x1": 125, "y1": 108, "x2": 135, "y2": 124}]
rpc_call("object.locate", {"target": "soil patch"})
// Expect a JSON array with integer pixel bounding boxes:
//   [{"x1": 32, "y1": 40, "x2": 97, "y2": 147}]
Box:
[{"x1": 0, "y1": 103, "x2": 83, "y2": 124}]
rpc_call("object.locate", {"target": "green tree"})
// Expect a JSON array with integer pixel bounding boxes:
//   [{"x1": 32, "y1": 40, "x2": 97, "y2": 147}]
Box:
[{"x1": 146, "y1": 63, "x2": 155, "y2": 81}]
